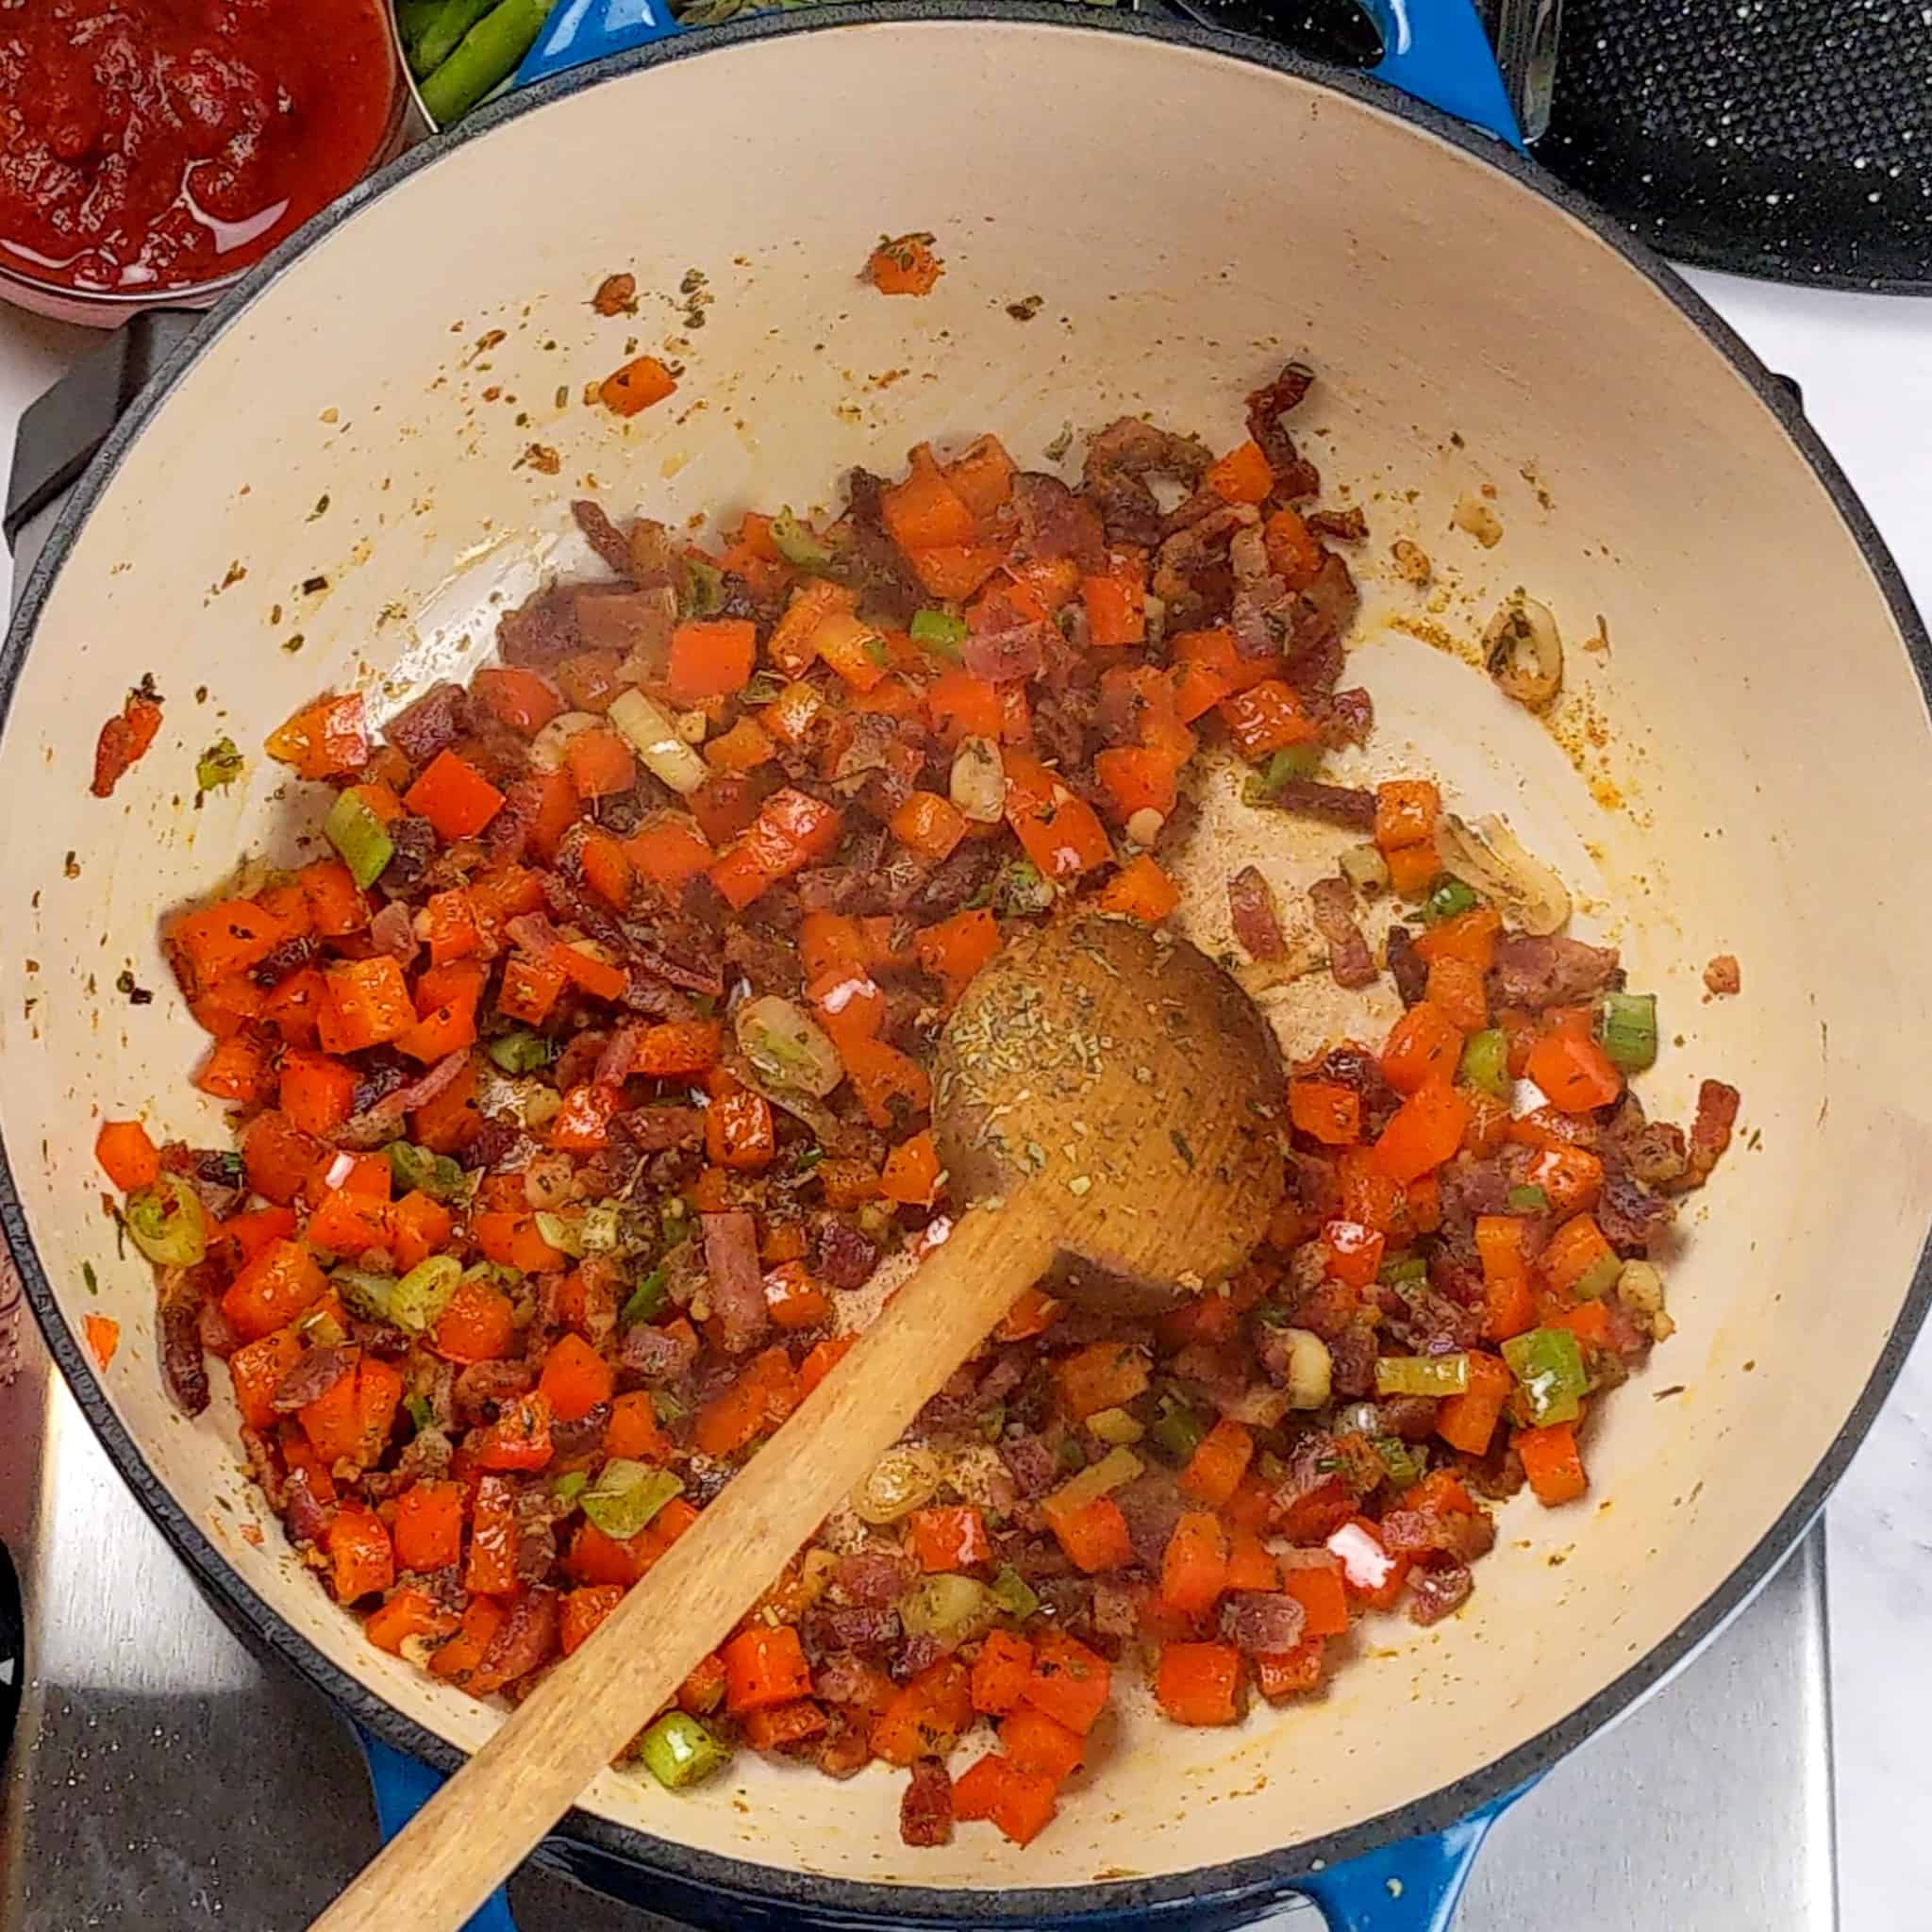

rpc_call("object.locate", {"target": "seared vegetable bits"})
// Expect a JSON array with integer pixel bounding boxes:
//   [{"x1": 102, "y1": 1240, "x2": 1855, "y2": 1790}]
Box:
[{"x1": 101, "y1": 362, "x2": 1735, "y2": 1849}]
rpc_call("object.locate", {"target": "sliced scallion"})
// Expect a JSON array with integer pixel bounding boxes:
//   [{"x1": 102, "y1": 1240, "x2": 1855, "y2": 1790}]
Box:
[
  {"x1": 299, "y1": 1306, "x2": 347, "y2": 1347},
  {"x1": 1457, "y1": 1027, "x2": 1508, "y2": 1099},
  {"x1": 196, "y1": 737, "x2": 243, "y2": 793},
  {"x1": 533, "y1": 1210, "x2": 586, "y2": 1259},
  {"x1": 990, "y1": 1563, "x2": 1041, "y2": 1620},
  {"x1": 1574, "y1": 1250, "x2": 1623, "y2": 1300},
  {"x1": 1374, "y1": 1353, "x2": 1471, "y2": 1398},
  {"x1": 1373, "y1": 1435, "x2": 1426, "y2": 1491},
  {"x1": 323, "y1": 788, "x2": 394, "y2": 890},
  {"x1": 1242, "y1": 743, "x2": 1323, "y2": 805},
  {"x1": 580, "y1": 1459, "x2": 683, "y2": 1540},
  {"x1": 1422, "y1": 874, "x2": 1479, "y2": 924},
  {"x1": 621, "y1": 1267, "x2": 668, "y2": 1327},
  {"x1": 637, "y1": 1710, "x2": 730, "y2": 1790},
  {"x1": 578, "y1": 1202, "x2": 625, "y2": 1254},
  {"x1": 486, "y1": 1028, "x2": 554, "y2": 1074},
  {"x1": 677, "y1": 556, "x2": 724, "y2": 620},
  {"x1": 1043, "y1": 1444, "x2": 1141, "y2": 1519},
  {"x1": 334, "y1": 1268, "x2": 397, "y2": 1321},
  {"x1": 899, "y1": 1574, "x2": 994, "y2": 1641},
  {"x1": 1148, "y1": 1393, "x2": 1207, "y2": 1465},
  {"x1": 1506, "y1": 1185, "x2": 1550, "y2": 1215},
  {"x1": 125, "y1": 1174, "x2": 208, "y2": 1268},
  {"x1": 995, "y1": 859, "x2": 1055, "y2": 918},
  {"x1": 391, "y1": 1256, "x2": 463, "y2": 1334},
  {"x1": 909, "y1": 608, "x2": 967, "y2": 658},
  {"x1": 387, "y1": 1140, "x2": 466, "y2": 1202},
  {"x1": 1502, "y1": 1326, "x2": 1588, "y2": 1424},
  {"x1": 1597, "y1": 991, "x2": 1658, "y2": 1074},
  {"x1": 769, "y1": 509, "x2": 830, "y2": 571}
]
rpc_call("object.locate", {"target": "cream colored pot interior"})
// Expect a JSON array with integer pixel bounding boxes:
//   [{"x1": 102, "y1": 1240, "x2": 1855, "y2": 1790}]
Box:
[{"x1": 6, "y1": 16, "x2": 1931, "y2": 1896}]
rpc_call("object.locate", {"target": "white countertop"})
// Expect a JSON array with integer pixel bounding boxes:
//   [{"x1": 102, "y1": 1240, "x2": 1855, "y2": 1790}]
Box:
[{"x1": 3, "y1": 267, "x2": 1928, "y2": 1931}]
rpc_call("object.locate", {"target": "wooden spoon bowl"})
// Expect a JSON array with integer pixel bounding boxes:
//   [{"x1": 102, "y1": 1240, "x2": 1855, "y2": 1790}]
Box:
[{"x1": 937, "y1": 912, "x2": 1286, "y2": 1313}]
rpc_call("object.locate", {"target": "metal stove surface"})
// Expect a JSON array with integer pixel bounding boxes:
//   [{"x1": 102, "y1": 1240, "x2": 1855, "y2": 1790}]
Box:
[{"x1": 0, "y1": 1263, "x2": 1834, "y2": 1931}]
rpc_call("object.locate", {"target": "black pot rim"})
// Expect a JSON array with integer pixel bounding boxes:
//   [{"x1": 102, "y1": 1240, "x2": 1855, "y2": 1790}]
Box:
[{"x1": 6, "y1": 5, "x2": 1930, "y2": 1923}]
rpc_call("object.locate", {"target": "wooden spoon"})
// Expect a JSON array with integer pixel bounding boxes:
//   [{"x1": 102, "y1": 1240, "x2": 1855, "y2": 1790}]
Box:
[{"x1": 311, "y1": 912, "x2": 1285, "y2": 1932}]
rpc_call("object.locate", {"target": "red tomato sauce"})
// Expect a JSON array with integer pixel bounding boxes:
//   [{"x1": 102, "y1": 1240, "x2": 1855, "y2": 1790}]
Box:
[{"x1": 0, "y1": 0, "x2": 396, "y2": 295}]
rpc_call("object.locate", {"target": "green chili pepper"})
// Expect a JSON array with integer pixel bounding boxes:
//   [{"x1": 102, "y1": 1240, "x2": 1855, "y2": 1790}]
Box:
[
  {"x1": 387, "y1": 1140, "x2": 468, "y2": 1201},
  {"x1": 395, "y1": 0, "x2": 448, "y2": 59},
  {"x1": 620, "y1": 1266, "x2": 669, "y2": 1327},
  {"x1": 637, "y1": 1711, "x2": 730, "y2": 1790},
  {"x1": 324, "y1": 788, "x2": 394, "y2": 889},
  {"x1": 486, "y1": 1028, "x2": 554, "y2": 1074},
  {"x1": 1507, "y1": 1185, "x2": 1550, "y2": 1214},
  {"x1": 1597, "y1": 991, "x2": 1658, "y2": 1073},
  {"x1": 990, "y1": 1564, "x2": 1041, "y2": 1620},
  {"x1": 553, "y1": 1469, "x2": 589, "y2": 1507},
  {"x1": 417, "y1": 0, "x2": 554, "y2": 124},
  {"x1": 769, "y1": 509, "x2": 831, "y2": 571},
  {"x1": 410, "y1": 0, "x2": 496, "y2": 78},
  {"x1": 1458, "y1": 1027, "x2": 1509, "y2": 1098},
  {"x1": 404, "y1": 1393, "x2": 435, "y2": 1434},
  {"x1": 391, "y1": 1256, "x2": 463, "y2": 1335},
  {"x1": 1422, "y1": 874, "x2": 1479, "y2": 923},
  {"x1": 1374, "y1": 1353, "x2": 1471, "y2": 1398},
  {"x1": 580, "y1": 1460, "x2": 684, "y2": 1540},
  {"x1": 909, "y1": 608, "x2": 968, "y2": 658},
  {"x1": 1242, "y1": 743, "x2": 1324, "y2": 805},
  {"x1": 1502, "y1": 1326, "x2": 1588, "y2": 1424},
  {"x1": 1148, "y1": 1393, "x2": 1208, "y2": 1465},
  {"x1": 125, "y1": 1174, "x2": 208, "y2": 1267}
]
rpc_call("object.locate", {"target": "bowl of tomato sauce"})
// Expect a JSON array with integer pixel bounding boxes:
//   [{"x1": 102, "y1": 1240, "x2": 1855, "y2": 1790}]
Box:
[{"x1": 0, "y1": 0, "x2": 415, "y2": 325}]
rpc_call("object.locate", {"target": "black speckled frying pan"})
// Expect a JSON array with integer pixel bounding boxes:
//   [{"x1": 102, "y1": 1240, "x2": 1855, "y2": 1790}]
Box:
[{"x1": 1175, "y1": 0, "x2": 1932, "y2": 291}]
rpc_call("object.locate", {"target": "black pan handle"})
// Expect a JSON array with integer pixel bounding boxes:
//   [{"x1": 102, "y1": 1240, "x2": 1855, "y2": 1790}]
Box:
[{"x1": 4, "y1": 309, "x2": 204, "y2": 558}]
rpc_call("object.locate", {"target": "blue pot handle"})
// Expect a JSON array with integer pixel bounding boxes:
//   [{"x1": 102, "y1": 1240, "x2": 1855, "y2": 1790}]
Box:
[
  {"x1": 511, "y1": 1, "x2": 1522, "y2": 147},
  {"x1": 358, "y1": 1728, "x2": 523, "y2": 1932},
  {"x1": 1291, "y1": 1787, "x2": 1524, "y2": 1931},
  {"x1": 1361, "y1": 0, "x2": 1524, "y2": 146},
  {"x1": 514, "y1": 0, "x2": 683, "y2": 85}
]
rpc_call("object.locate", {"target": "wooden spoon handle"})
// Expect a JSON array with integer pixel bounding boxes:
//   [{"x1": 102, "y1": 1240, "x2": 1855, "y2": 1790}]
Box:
[{"x1": 309, "y1": 1199, "x2": 1056, "y2": 1932}]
